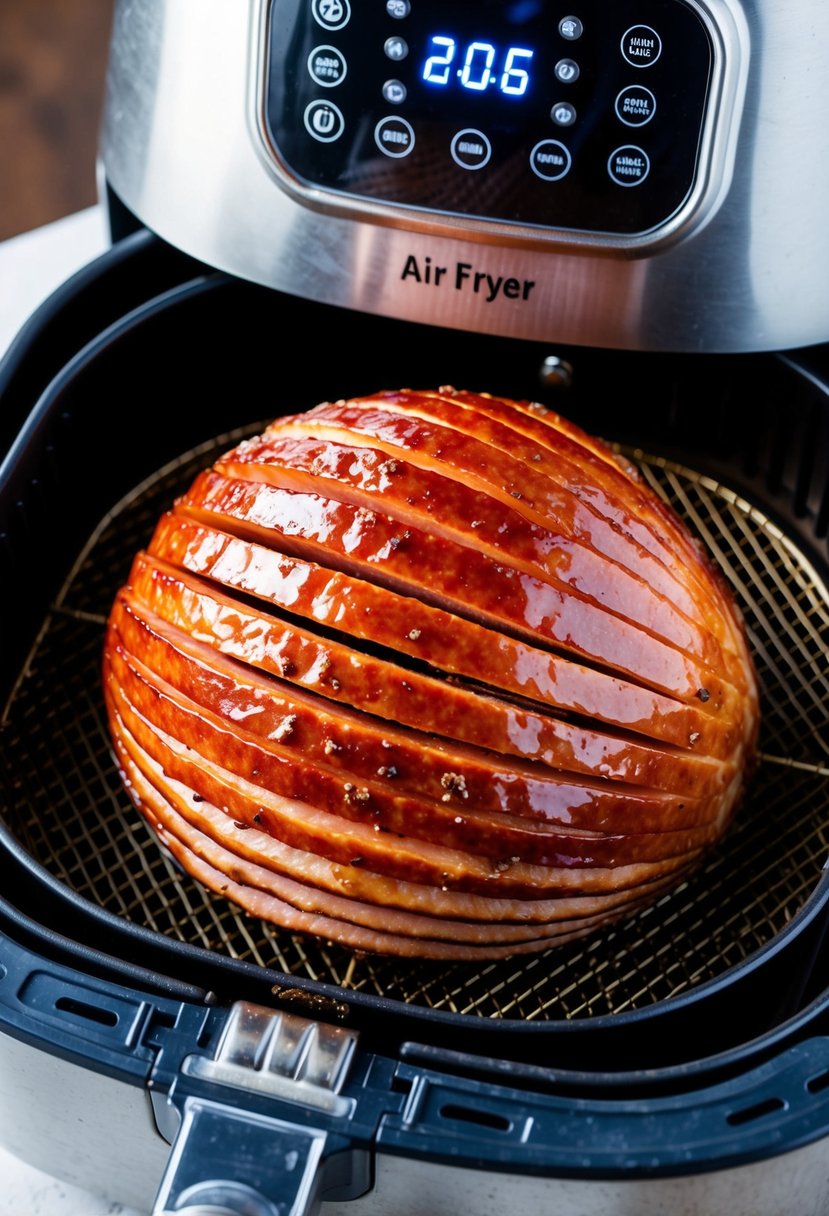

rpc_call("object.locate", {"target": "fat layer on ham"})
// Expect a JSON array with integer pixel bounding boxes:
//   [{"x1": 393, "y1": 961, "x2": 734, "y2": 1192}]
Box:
[{"x1": 102, "y1": 387, "x2": 760, "y2": 959}]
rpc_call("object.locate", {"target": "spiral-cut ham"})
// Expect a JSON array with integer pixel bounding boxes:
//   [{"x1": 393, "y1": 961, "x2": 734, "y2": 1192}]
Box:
[{"x1": 102, "y1": 387, "x2": 760, "y2": 959}]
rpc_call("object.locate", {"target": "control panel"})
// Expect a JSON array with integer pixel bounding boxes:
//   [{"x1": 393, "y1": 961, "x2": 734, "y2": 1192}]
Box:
[{"x1": 263, "y1": 0, "x2": 714, "y2": 237}]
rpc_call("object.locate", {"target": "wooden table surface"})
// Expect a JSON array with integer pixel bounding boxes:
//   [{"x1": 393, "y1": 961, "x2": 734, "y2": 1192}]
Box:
[{"x1": 0, "y1": 0, "x2": 114, "y2": 243}]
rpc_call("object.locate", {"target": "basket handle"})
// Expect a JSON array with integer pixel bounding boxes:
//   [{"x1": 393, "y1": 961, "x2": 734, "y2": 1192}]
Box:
[{"x1": 151, "y1": 1094, "x2": 328, "y2": 1216}]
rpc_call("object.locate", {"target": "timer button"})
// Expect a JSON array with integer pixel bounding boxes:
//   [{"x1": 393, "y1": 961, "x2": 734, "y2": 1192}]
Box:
[
  {"x1": 375, "y1": 115, "x2": 415, "y2": 158},
  {"x1": 615, "y1": 85, "x2": 656, "y2": 126},
  {"x1": 530, "y1": 139, "x2": 572, "y2": 181},
  {"x1": 559, "y1": 16, "x2": 584, "y2": 40},
  {"x1": 311, "y1": 0, "x2": 351, "y2": 32},
  {"x1": 621, "y1": 26, "x2": 662, "y2": 67},
  {"x1": 450, "y1": 129, "x2": 492, "y2": 171},
  {"x1": 386, "y1": 0, "x2": 410, "y2": 16},
  {"x1": 608, "y1": 145, "x2": 650, "y2": 185},
  {"x1": 384, "y1": 35, "x2": 409, "y2": 61},
  {"x1": 308, "y1": 46, "x2": 347, "y2": 88},
  {"x1": 554, "y1": 58, "x2": 580, "y2": 84},
  {"x1": 304, "y1": 99, "x2": 345, "y2": 143}
]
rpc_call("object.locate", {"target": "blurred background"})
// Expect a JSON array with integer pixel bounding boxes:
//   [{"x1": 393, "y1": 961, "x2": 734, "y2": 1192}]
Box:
[{"x1": 0, "y1": 0, "x2": 115, "y2": 242}]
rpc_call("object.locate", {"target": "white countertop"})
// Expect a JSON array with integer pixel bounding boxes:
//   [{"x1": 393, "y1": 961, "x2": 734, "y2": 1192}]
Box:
[
  {"x1": 0, "y1": 206, "x2": 110, "y2": 358},
  {"x1": 0, "y1": 205, "x2": 147, "y2": 1216},
  {"x1": 0, "y1": 1148, "x2": 144, "y2": 1216}
]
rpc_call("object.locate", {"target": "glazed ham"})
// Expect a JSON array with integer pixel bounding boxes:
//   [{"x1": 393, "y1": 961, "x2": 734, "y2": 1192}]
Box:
[{"x1": 102, "y1": 387, "x2": 760, "y2": 959}]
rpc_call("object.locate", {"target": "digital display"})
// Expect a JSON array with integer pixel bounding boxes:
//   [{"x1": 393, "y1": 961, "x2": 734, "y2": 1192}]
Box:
[
  {"x1": 422, "y1": 37, "x2": 534, "y2": 97},
  {"x1": 266, "y1": 0, "x2": 715, "y2": 237}
]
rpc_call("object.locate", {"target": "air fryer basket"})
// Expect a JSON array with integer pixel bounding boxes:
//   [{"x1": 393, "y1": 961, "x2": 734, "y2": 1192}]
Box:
[{"x1": 2, "y1": 233, "x2": 829, "y2": 1077}]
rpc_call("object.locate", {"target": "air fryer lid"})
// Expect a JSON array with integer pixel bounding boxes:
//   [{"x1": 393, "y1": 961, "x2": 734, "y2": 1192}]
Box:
[
  {"x1": 100, "y1": 0, "x2": 829, "y2": 351},
  {"x1": 1, "y1": 257, "x2": 829, "y2": 1074}
]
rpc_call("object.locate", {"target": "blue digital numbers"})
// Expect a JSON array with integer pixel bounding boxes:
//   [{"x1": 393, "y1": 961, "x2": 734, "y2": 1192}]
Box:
[
  {"x1": 423, "y1": 35, "x2": 455, "y2": 84},
  {"x1": 422, "y1": 36, "x2": 533, "y2": 97},
  {"x1": 500, "y1": 46, "x2": 533, "y2": 95}
]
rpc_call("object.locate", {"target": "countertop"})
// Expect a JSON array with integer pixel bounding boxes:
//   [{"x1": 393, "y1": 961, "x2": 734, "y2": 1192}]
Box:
[
  {"x1": 0, "y1": 1152, "x2": 143, "y2": 1216},
  {"x1": 0, "y1": 205, "x2": 110, "y2": 357},
  {"x1": 0, "y1": 204, "x2": 146, "y2": 1216}
]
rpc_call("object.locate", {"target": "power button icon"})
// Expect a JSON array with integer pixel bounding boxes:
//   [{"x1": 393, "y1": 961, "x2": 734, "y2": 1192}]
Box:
[{"x1": 304, "y1": 99, "x2": 345, "y2": 142}]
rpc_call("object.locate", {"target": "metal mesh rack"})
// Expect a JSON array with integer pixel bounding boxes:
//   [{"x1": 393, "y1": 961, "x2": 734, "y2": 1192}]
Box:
[{"x1": 2, "y1": 428, "x2": 827, "y2": 1021}]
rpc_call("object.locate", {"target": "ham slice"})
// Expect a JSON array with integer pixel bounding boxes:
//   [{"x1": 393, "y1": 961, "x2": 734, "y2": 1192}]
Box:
[
  {"x1": 102, "y1": 387, "x2": 760, "y2": 958},
  {"x1": 146, "y1": 513, "x2": 739, "y2": 756}
]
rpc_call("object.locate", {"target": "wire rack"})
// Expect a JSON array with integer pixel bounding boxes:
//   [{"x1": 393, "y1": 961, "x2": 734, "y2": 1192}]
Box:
[{"x1": 2, "y1": 427, "x2": 828, "y2": 1022}]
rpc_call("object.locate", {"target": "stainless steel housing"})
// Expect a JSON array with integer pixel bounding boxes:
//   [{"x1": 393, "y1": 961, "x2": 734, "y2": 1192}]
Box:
[
  {"x1": 6, "y1": 1009, "x2": 829, "y2": 1216},
  {"x1": 100, "y1": 0, "x2": 829, "y2": 353}
]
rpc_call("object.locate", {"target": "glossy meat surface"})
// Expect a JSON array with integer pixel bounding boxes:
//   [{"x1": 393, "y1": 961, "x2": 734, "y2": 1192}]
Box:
[{"x1": 103, "y1": 387, "x2": 760, "y2": 958}]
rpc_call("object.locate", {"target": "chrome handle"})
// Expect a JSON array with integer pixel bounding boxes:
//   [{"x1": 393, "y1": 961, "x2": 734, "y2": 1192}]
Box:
[
  {"x1": 151, "y1": 1003, "x2": 365, "y2": 1216},
  {"x1": 151, "y1": 1097, "x2": 327, "y2": 1216},
  {"x1": 157, "y1": 1208, "x2": 248, "y2": 1216}
]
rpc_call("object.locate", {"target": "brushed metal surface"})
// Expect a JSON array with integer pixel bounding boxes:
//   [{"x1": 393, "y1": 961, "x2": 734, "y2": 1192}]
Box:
[
  {"x1": 4, "y1": 1029, "x2": 829, "y2": 1216},
  {"x1": 99, "y1": 0, "x2": 829, "y2": 353},
  {"x1": 0, "y1": 1032, "x2": 169, "y2": 1212}
]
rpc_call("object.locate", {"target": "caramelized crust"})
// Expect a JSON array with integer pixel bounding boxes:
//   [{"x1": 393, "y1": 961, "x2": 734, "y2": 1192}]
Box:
[{"x1": 103, "y1": 387, "x2": 760, "y2": 958}]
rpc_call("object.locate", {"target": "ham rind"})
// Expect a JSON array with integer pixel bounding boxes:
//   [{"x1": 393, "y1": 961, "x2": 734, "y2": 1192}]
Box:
[
  {"x1": 178, "y1": 471, "x2": 745, "y2": 712},
  {"x1": 118, "y1": 564, "x2": 741, "y2": 799},
  {"x1": 106, "y1": 644, "x2": 733, "y2": 866},
  {"x1": 103, "y1": 387, "x2": 760, "y2": 959},
  {"x1": 109, "y1": 600, "x2": 731, "y2": 831},
  {"x1": 147, "y1": 512, "x2": 740, "y2": 757}
]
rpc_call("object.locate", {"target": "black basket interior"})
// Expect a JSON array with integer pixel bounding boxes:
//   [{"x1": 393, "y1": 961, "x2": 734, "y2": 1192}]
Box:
[{"x1": 2, "y1": 247, "x2": 829, "y2": 1071}]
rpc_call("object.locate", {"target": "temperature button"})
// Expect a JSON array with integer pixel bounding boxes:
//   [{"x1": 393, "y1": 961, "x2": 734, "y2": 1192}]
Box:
[
  {"x1": 311, "y1": 0, "x2": 350, "y2": 31},
  {"x1": 304, "y1": 99, "x2": 345, "y2": 142}
]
